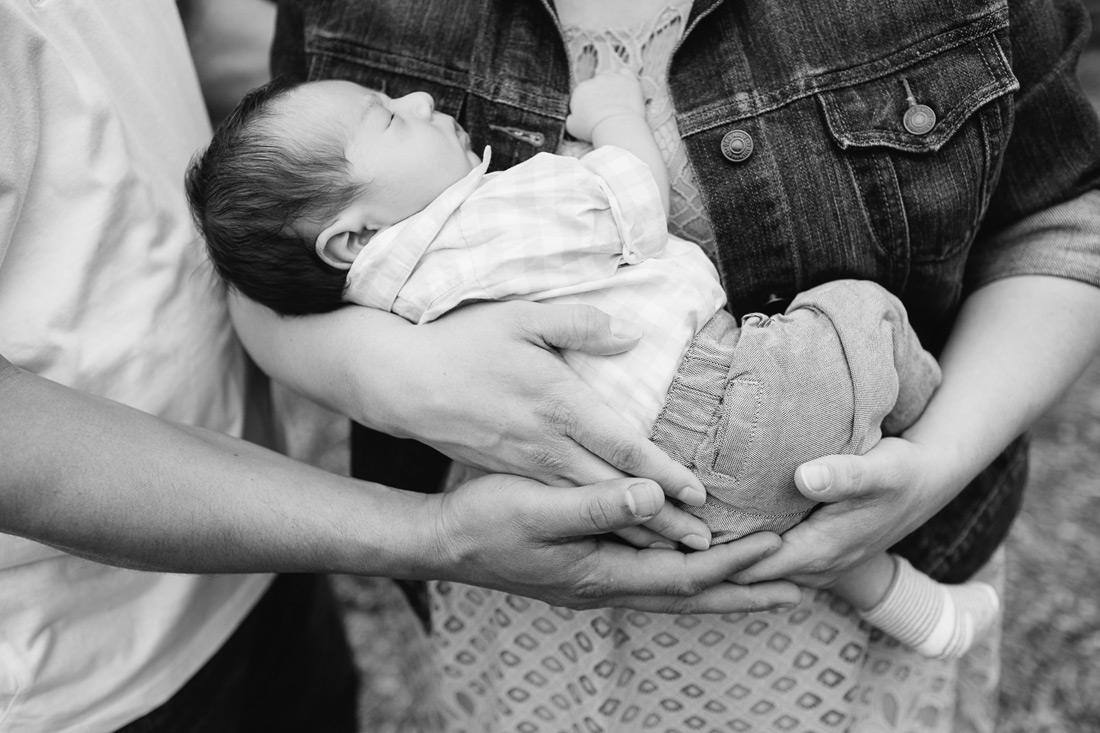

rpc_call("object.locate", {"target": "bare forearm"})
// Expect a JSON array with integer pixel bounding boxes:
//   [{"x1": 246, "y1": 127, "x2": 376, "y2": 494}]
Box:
[
  {"x1": 905, "y1": 275, "x2": 1100, "y2": 489},
  {"x1": 730, "y1": 275, "x2": 1100, "y2": 588},
  {"x1": 0, "y1": 357, "x2": 803, "y2": 613},
  {"x1": 229, "y1": 295, "x2": 420, "y2": 432},
  {"x1": 0, "y1": 357, "x2": 432, "y2": 575}
]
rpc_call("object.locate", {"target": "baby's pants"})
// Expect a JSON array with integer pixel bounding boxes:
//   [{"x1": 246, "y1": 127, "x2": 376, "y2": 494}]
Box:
[{"x1": 650, "y1": 279, "x2": 942, "y2": 543}]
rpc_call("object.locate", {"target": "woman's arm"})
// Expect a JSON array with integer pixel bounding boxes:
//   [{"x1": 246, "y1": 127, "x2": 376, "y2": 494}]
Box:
[
  {"x1": 733, "y1": 273, "x2": 1100, "y2": 587},
  {"x1": 737, "y1": 0, "x2": 1100, "y2": 582},
  {"x1": 0, "y1": 354, "x2": 801, "y2": 610}
]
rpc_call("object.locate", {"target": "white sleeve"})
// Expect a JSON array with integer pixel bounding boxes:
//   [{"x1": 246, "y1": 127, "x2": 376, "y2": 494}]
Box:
[{"x1": 579, "y1": 146, "x2": 669, "y2": 263}]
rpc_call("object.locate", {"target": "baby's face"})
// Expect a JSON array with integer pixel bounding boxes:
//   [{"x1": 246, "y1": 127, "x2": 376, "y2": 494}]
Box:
[{"x1": 280, "y1": 80, "x2": 480, "y2": 227}]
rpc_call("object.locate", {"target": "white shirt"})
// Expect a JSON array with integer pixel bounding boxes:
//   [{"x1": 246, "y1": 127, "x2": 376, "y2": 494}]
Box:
[
  {"x1": 0, "y1": 2, "x2": 270, "y2": 730},
  {"x1": 346, "y1": 146, "x2": 727, "y2": 432}
]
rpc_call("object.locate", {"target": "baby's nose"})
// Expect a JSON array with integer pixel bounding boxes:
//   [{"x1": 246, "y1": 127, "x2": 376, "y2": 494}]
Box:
[{"x1": 400, "y1": 91, "x2": 435, "y2": 118}]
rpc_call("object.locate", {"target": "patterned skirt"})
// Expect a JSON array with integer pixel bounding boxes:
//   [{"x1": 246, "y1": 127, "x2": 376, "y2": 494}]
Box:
[{"x1": 427, "y1": 550, "x2": 1004, "y2": 733}]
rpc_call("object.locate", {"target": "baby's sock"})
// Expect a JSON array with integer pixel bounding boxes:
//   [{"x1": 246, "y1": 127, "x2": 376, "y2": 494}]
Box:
[{"x1": 859, "y1": 555, "x2": 999, "y2": 660}]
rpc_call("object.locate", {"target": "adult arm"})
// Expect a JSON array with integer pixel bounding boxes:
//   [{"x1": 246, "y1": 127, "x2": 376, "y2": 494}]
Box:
[
  {"x1": 733, "y1": 0, "x2": 1100, "y2": 587},
  {"x1": 229, "y1": 296, "x2": 705, "y2": 505},
  {"x1": 736, "y1": 240, "x2": 1100, "y2": 587},
  {"x1": 1, "y1": 354, "x2": 800, "y2": 609}
]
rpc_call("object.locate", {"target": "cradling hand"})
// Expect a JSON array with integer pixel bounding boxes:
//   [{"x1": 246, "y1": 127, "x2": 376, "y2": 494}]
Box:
[
  {"x1": 385, "y1": 300, "x2": 712, "y2": 549},
  {"x1": 729, "y1": 436, "x2": 958, "y2": 588},
  {"x1": 426, "y1": 473, "x2": 802, "y2": 612}
]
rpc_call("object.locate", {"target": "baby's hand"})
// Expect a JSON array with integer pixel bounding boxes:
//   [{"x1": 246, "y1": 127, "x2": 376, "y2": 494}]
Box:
[{"x1": 566, "y1": 69, "x2": 647, "y2": 142}]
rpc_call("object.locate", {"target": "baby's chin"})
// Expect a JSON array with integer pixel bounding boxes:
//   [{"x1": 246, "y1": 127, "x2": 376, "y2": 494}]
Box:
[{"x1": 465, "y1": 148, "x2": 482, "y2": 167}]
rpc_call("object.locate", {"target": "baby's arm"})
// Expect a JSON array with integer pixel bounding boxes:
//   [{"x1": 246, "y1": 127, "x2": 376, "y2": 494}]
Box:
[{"x1": 566, "y1": 70, "x2": 669, "y2": 214}]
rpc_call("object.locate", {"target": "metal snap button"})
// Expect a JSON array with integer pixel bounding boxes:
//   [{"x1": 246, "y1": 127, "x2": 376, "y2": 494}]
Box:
[
  {"x1": 721, "y1": 130, "x2": 754, "y2": 163},
  {"x1": 903, "y1": 104, "x2": 936, "y2": 135},
  {"x1": 900, "y1": 80, "x2": 936, "y2": 136}
]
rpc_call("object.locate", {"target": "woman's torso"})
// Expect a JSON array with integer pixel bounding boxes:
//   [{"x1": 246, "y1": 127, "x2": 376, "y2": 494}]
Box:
[
  {"x1": 279, "y1": 0, "x2": 1029, "y2": 580},
  {"x1": 285, "y1": 0, "x2": 1016, "y2": 340}
]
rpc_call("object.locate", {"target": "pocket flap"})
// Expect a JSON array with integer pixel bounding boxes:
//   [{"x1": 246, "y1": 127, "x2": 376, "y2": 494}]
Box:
[{"x1": 818, "y1": 33, "x2": 1018, "y2": 153}]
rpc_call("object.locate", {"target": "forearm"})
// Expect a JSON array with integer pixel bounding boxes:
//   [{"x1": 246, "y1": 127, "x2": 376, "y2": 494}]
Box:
[
  {"x1": 229, "y1": 294, "x2": 408, "y2": 432},
  {"x1": 0, "y1": 357, "x2": 808, "y2": 613},
  {"x1": 0, "y1": 356, "x2": 435, "y2": 576},
  {"x1": 904, "y1": 274, "x2": 1100, "y2": 493},
  {"x1": 730, "y1": 274, "x2": 1100, "y2": 588}
]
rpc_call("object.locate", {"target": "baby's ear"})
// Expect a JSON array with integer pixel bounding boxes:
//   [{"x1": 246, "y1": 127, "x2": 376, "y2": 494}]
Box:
[{"x1": 315, "y1": 223, "x2": 375, "y2": 269}]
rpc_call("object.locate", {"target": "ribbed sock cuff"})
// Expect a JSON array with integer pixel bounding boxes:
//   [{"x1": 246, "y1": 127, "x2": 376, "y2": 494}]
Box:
[{"x1": 860, "y1": 555, "x2": 945, "y2": 650}]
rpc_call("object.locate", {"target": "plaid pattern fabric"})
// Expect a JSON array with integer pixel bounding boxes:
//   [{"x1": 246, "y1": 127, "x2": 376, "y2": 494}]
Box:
[{"x1": 345, "y1": 146, "x2": 726, "y2": 432}]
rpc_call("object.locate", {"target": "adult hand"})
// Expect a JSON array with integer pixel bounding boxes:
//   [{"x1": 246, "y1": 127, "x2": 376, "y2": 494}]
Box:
[
  {"x1": 729, "y1": 437, "x2": 954, "y2": 588},
  {"x1": 403, "y1": 302, "x2": 686, "y2": 481},
  {"x1": 230, "y1": 295, "x2": 710, "y2": 546},
  {"x1": 388, "y1": 301, "x2": 711, "y2": 547},
  {"x1": 425, "y1": 473, "x2": 802, "y2": 612}
]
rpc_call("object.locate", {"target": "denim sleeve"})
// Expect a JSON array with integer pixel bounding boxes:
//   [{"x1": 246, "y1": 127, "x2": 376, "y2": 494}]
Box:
[
  {"x1": 967, "y1": 189, "x2": 1100, "y2": 289},
  {"x1": 969, "y1": 0, "x2": 1100, "y2": 289}
]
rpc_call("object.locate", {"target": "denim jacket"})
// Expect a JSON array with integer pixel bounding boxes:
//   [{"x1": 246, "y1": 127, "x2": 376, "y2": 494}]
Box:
[{"x1": 273, "y1": 0, "x2": 1100, "y2": 582}]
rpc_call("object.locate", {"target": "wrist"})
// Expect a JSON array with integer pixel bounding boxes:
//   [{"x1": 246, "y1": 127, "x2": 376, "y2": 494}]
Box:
[
  {"x1": 589, "y1": 110, "x2": 648, "y2": 145},
  {"x1": 895, "y1": 428, "x2": 981, "y2": 518},
  {"x1": 337, "y1": 483, "x2": 445, "y2": 578}
]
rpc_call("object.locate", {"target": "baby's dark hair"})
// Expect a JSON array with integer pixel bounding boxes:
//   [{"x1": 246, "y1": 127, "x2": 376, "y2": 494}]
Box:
[{"x1": 185, "y1": 76, "x2": 366, "y2": 315}]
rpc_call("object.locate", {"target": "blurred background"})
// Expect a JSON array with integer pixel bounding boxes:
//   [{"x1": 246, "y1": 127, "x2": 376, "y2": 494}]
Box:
[{"x1": 177, "y1": 1, "x2": 1100, "y2": 730}]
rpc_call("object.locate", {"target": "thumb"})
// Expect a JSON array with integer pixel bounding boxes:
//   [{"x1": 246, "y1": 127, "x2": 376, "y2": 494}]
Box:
[
  {"x1": 539, "y1": 479, "x2": 664, "y2": 537},
  {"x1": 529, "y1": 304, "x2": 642, "y2": 356},
  {"x1": 794, "y1": 454, "x2": 873, "y2": 503}
]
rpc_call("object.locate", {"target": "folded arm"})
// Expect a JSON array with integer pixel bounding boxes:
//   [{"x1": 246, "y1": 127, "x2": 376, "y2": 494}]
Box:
[
  {"x1": 736, "y1": 0, "x2": 1100, "y2": 582},
  {"x1": 736, "y1": 272, "x2": 1100, "y2": 587}
]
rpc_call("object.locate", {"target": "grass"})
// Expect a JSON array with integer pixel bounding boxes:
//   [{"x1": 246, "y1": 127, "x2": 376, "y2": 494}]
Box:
[{"x1": 998, "y1": 356, "x2": 1100, "y2": 732}]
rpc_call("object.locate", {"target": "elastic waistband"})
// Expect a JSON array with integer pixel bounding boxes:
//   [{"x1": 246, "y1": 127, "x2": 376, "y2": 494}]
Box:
[{"x1": 648, "y1": 311, "x2": 743, "y2": 466}]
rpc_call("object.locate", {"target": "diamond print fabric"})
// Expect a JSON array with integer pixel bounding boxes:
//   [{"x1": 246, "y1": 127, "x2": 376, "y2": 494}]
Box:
[
  {"x1": 430, "y1": 583, "x2": 972, "y2": 732},
  {"x1": 425, "y1": 4, "x2": 1004, "y2": 730}
]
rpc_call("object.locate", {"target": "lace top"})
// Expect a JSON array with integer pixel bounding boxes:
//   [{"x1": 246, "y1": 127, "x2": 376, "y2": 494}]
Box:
[{"x1": 556, "y1": 0, "x2": 719, "y2": 259}]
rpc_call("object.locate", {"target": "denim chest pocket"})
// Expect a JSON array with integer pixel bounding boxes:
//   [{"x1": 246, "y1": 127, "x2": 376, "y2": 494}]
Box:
[{"x1": 816, "y1": 32, "x2": 1018, "y2": 264}]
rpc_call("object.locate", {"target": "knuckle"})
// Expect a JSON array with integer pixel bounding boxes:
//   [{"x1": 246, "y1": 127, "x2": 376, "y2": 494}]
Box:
[
  {"x1": 572, "y1": 572, "x2": 613, "y2": 607},
  {"x1": 523, "y1": 442, "x2": 569, "y2": 472},
  {"x1": 659, "y1": 596, "x2": 699, "y2": 614},
  {"x1": 603, "y1": 438, "x2": 643, "y2": 471},
  {"x1": 570, "y1": 305, "x2": 601, "y2": 337},
  {"x1": 584, "y1": 497, "x2": 619, "y2": 533},
  {"x1": 541, "y1": 399, "x2": 579, "y2": 433},
  {"x1": 835, "y1": 458, "x2": 865, "y2": 494},
  {"x1": 663, "y1": 574, "x2": 707, "y2": 598},
  {"x1": 800, "y1": 555, "x2": 835, "y2": 578}
]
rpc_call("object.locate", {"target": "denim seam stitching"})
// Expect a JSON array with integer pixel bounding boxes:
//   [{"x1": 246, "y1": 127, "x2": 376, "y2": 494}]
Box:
[{"x1": 675, "y1": 9, "x2": 1010, "y2": 131}]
